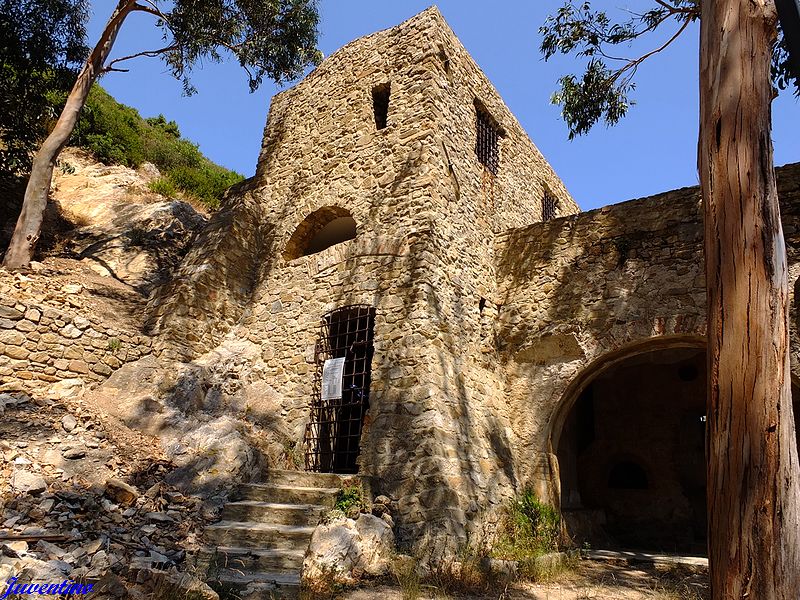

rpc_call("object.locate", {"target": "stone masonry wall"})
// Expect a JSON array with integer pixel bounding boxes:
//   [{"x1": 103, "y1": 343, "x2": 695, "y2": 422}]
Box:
[
  {"x1": 144, "y1": 7, "x2": 580, "y2": 552},
  {"x1": 140, "y1": 5, "x2": 800, "y2": 555},
  {"x1": 0, "y1": 272, "x2": 152, "y2": 394},
  {"x1": 495, "y1": 162, "x2": 800, "y2": 504},
  {"x1": 237, "y1": 7, "x2": 581, "y2": 551}
]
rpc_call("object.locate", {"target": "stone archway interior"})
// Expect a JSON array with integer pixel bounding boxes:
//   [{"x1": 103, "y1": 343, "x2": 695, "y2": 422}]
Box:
[
  {"x1": 557, "y1": 347, "x2": 708, "y2": 553},
  {"x1": 557, "y1": 346, "x2": 800, "y2": 553}
]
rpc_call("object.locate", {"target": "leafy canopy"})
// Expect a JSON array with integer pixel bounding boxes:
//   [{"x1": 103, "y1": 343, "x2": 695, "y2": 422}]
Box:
[
  {"x1": 540, "y1": 1, "x2": 798, "y2": 139},
  {"x1": 114, "y1": 0, "x2": 321, "y2": 94},
  {"x1": 0, "y1": 0, "x2": 89, "y2": 175}
]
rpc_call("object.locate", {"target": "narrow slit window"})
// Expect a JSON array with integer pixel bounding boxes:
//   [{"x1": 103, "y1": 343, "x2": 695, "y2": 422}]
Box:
[
  {"x1": 475, "y1": 103, "x2": 500, "y2": 175},
  {"x1": 372, "y1": 83, "x2": 390, "y2": 130},
  {"x1": 542, "y1": 189, "x2": 559, "y2": 221}
]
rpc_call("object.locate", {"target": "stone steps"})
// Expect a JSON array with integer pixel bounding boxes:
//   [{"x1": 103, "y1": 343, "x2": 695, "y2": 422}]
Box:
[
  {"x1": 221, "y1": 501, "x2": 325, "y2": 526},
  {"x1": 200, "y1": 546, "x2": 306, "y2": 572},
  {"x1": 199, "y1": 469, "x2": 351, "y2": 599},
  {"x1": 236, "y1": 482, "x2": 339, "y2": 506},
  {"x1": 204, "y1": 521, "x2": 315, "y2": 549},
  {"x1": 214, "y1": 569, "x2": 302, "y2": 599},
  {"x1": 259, "y1": 469, "x2": 348, "y2": 489}
]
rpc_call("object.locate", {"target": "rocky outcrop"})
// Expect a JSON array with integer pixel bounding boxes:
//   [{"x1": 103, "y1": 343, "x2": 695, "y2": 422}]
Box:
[
  {"x1": 52, "y1": 148, "x2": 207, "y2": 294},
  {"x1": 302, "y1": 513, "x2": 396, "y2": 587},
  {"x1": 86, "y1": 338, "x2": 304, "y2": 498}
]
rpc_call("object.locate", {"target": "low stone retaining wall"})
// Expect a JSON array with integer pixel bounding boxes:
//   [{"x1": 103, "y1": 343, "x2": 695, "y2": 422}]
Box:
[{"x1": 0, "y1": 277, "x2": 152, "y2": 393}]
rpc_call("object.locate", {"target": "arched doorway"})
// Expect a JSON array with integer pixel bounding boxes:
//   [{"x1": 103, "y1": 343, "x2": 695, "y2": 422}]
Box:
[
  {"x1": 557, "y1": 345, "x2": 706, "y2": 552},
  {"x1": 555, "y1": 342, "x2": 800, "y2": 553}
]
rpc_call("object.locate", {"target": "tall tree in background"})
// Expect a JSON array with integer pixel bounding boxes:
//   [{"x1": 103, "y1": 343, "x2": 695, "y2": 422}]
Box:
[
  {"x1": 541, "y1": 1, "x2": 800, "y2": 598},
  {"x1": 2, "y1": 0, "x2": 320, "y2": 269},
  {"x1": 0, "y1": 0, "x2": 89, "y2": 177}
]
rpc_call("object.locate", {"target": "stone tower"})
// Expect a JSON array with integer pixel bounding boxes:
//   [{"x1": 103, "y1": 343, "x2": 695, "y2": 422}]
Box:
[{"x1": 147, "y1": 7, "x2": 578, "y2": 548}]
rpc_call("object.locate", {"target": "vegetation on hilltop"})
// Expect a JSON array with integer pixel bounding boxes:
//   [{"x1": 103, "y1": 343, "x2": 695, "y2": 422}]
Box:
[
  {"x1": 0, "y1": 0, "x2": 89, "y2": 175},
  {"x1": 4, "y1": 0, "x2": 320, "y2": 268},
  {"x1": 71, "y1": 85, "x2": 244, "y2": 209}
]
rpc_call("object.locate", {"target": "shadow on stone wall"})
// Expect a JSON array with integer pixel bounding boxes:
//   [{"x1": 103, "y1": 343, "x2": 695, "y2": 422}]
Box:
[{"x1": 492, "y1": 162, "x2": 800, "y2": 508}]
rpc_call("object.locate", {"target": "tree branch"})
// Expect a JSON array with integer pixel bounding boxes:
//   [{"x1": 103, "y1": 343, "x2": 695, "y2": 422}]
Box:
[
  {"x1": 102, "y1": 44, "x2": 178, "y2": 72},
  {"x1": 132, "y1": 0, "x2": 169, "y2": 22},
  {"x1": 653, "y1": 0, "x2": 699, "y2": 18},
  {"x1": 611, "y1": 17, "x2": 692, "y2": 84}
]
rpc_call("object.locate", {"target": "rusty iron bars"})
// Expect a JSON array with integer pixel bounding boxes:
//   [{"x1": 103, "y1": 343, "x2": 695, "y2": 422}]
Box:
[
  {"x1": 475, "y1": 106, "x2": 500, "y2": 175},
  {"x1": 304, "y1": 305, "x2": 376, "y2": 473},
  {"x1": 542, "y1": 189, "x2": 559, "y2": 221}
]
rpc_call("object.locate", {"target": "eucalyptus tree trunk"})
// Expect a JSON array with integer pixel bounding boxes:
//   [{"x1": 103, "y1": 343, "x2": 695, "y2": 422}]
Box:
[
  {"x1": 699, "y1": 1, "x2": 800, "y2": 598},
  {"x1": 2, "y1": 0, "x2": 136, "y2": 269}
]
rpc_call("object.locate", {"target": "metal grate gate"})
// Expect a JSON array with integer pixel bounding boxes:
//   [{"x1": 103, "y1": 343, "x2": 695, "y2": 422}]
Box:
[{"x1": 304, "y1": 305, "x2": 375, "y2": 473}]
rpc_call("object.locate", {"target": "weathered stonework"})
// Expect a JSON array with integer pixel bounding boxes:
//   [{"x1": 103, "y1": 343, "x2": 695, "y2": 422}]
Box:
[
  {"x1": 0, "y1": 274, "x2": 152, "y2": 391},
  {"x1": 6, "y1": 7, "x2": 797, "y2": 556},
  {"x1": 495, "y1": 162, "x2": 800, "y2": 492},
  {"x1": 140, "y1": 7, "x2": 800, "y2": 552},
  {"x1": 145, "y1": 8, "x2": 580, "y2": 550}
]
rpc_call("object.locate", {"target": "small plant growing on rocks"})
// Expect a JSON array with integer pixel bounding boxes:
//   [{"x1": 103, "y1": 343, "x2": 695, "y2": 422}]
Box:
[
  {"x1": 58, "y1": 160, "x2": 76, "y2": 175},
  {"x1": 279, "y1": 439, "x2": 303, "y2": 470},
  {"x1": 107, "y1": 337, "x2": 121, "y2": 352},
  {"x1": 333, "y1": 483, "x2": 367, "y2": 517},
  {"x1": 493, "y1": 488, "x2": 561, "y2": 567}
]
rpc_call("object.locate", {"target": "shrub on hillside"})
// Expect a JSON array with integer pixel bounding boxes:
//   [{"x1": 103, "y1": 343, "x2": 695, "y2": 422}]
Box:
[{"x1": 72, "y1": 86, "x2": 243, "y2": 208}]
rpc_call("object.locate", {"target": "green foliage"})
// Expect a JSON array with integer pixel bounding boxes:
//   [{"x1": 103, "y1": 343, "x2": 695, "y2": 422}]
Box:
[
  {"x1": 0, "y1": 0, "x2": 320, "y2": 180},
  {"x1": 551, "y1": 59, "x2": 635, "y2": 141},
  {"x1": 773, "y1": 22, "x2": 800, "y2": 97},
  {"x1": 494, "y1": 489, "x2": 561, "y2": 561},
  {"x1": 145, "y1": 115, "x2": 181, "y2": 139},
  {"x1": 0, "y1": 0, "x2": 89, "y2": 176},
  {"x1": 72, "y1": 86, "x2": 243, "y2": 208},
  {"x1": 333, "y1": 484, "x2": 366, "y2": 514},
  {"x1": 148, "y1": 177, "x2": 178, "y2": 199},
  {"x1": 540, "y1": 1, "x2": 797, "y2": 138},
  {"x1": 148, "y1": 0, "x2": 321, "y2": 94}
]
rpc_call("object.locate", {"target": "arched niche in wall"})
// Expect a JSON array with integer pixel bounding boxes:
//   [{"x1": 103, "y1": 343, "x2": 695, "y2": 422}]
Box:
[{"x1": 283, "y1": 206, "x2": 357, "y2": 260}]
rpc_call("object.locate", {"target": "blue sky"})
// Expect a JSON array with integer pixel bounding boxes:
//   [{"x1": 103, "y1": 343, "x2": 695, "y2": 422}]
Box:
[{"x1": 88, "y1": 1, "x2": 799, "y2": 211}]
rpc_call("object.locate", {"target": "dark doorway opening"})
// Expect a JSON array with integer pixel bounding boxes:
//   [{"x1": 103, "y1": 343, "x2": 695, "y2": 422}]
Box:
[
  {"x1": 557, "y1": 346, "x2": 800, "y2": 554},
  {"x1": 304, "y1": 305, "x2": 375, "y2": 474},
  {"x1": 557, "y1": 347, "x2": 707, "y2": 552}
]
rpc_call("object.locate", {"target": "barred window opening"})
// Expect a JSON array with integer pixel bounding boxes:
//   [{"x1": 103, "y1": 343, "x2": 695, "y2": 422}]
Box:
[
  {"x1": 542, "y1": 189, "x2": 559, "y2": 221},
  {"x1": 475, "y1": 103, "x2": 500, "y2": 175}
]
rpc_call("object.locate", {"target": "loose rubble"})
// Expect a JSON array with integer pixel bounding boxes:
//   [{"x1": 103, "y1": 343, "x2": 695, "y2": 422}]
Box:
[{"x1": 0, "y1": 391, "x2": 220, "y2": 599}]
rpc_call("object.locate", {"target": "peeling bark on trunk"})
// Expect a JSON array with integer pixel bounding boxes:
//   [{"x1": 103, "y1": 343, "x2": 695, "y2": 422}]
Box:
[
  {"x1": 700, "y1": 1, "x2": 800, "y2": 598},
  {"x1": 2, "y1": 0, "x2": 136, "y2": 269}
]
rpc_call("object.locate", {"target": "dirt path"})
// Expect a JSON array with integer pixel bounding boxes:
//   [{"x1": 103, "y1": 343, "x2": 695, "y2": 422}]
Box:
[{"x1": 341, "y1": 560, "x2": 708, "y2": 600}]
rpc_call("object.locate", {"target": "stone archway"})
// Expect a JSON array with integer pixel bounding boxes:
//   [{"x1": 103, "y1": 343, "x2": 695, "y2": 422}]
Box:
[
  {"x1": 551, "y1": 338, "x2": 800, "y2": 553},
  {"x1": 283, "y1": 206, "x2": 357, "y2": 260}
]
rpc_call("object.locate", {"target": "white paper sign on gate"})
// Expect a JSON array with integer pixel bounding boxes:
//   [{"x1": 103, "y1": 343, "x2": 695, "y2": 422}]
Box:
[{"x1": 321, "y1": 357, "x2": 346, "y2": 401}]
